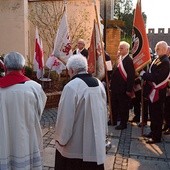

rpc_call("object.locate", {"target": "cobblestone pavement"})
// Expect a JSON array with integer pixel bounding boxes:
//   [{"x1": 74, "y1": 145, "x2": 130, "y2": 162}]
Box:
[{"x1": 41, "y1": 108, "x2": 170, "y2": 170}]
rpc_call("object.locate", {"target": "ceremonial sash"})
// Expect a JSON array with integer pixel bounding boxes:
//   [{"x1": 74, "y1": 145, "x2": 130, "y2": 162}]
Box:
[
  {"x1": 0, "y1": 71, "x2": 30, "y2": 88},
  {"x1": 148, "y1": 58, "x2": 170, "y2": 103},
  {"x1": 117, "y1": 57, "x2": 135, "y2": 98},
  {"x1": 117, "y1": 57, "x2": 127, "y2": 81}
]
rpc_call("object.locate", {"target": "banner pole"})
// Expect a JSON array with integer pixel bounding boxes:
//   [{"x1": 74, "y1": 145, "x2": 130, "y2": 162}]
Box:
[
  {"x1": 93, "y1": 0, "x2": 113, "y2": 125},
  {"x1": 140, "y1": 79, "x2": 144, "y2": 136}
]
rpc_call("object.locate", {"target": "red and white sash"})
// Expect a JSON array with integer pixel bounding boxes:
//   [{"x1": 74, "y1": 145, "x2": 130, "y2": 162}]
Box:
[
  {"x1": 117, "y1": 57, "x2": 127, "y2": 81},
  {"x1": 117, "y1": 56, "x2": 135, "y2": 98},
  {"x1": 148, "y1": 58, "x2": 170, "y2": 103}
]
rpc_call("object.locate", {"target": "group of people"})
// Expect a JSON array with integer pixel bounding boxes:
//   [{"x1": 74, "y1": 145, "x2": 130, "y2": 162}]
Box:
[
  {"x1": 0, "y1": 47, "x2": 107, "y2": 169},
  {"x1": 0, "y1": 38, "x2": 170, "y2": 169},
  {"x1": 110, "y1": 40, "x2": 170, "y2": 144}
]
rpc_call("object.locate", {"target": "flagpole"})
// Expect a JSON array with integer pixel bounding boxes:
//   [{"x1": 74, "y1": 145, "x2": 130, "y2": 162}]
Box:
[
  {"x1": 40, "y1": 38, "x2": 44, "y2": 79},
  {"x1": 140, "y1": 79, "x2": 144, "y2": 135},
  {"x1": 63, "y1": 0, "x2": 69, "y2": 82},
  {"x1": 93, "y1": 0, "x2": 113, "y2": 125},
  {"x1": 132, "y1": 0, "x2": 151, "y2": 136},
  {"x1": 63, "y1": 0, "x2": 67, "y2": 12}
]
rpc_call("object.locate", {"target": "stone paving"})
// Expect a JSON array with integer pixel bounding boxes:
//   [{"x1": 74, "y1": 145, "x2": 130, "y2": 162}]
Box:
[{"x1": 41, "y1": 108, "x2": 170, "y2": 170}]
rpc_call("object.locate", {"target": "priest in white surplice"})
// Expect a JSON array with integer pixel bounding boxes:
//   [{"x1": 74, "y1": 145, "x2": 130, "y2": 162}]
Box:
[
  {"x1": 0, "y1": 52, "x2": 47, "y2": 170},
  {"x1": 54, "y1": 54, "x2": 107, "y2": 170}
]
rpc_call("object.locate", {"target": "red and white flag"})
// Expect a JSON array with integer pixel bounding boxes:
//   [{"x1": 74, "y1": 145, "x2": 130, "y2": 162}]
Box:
[
  {"x1": 33, "y1": 27, "x2": 44, "y2": 79},
  {"x1": 132, "y1": 0, "x2": 151, "y2": 71},
  {"x1": 46, "y1": 55, "x2": 66, "y2": 74},
  {"x1": 88, "y1": 20, "x2": 105, "y2": 80},
  {"x1": 52, "y1": 10, "x2": 72, "y2": 64}
]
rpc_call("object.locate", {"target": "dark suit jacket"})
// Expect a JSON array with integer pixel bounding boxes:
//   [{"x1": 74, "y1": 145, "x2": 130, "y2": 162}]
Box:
[
  {"x1": 143, "y1": 55, "x2": 170, "y2": 100},
  {"x1": 110, "y1": 55, "x2": 135, "y2": 94},
  {"x1": 73, "y1": 48, "x2": 88, "y2": 59}
]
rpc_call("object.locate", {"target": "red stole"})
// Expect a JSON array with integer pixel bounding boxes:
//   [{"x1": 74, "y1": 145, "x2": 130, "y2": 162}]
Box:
[{"x1": 0, "y1": 71, "x2": 30, "y2": 88}]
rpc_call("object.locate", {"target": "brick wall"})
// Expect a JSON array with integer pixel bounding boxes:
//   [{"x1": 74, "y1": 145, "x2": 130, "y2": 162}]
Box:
[{"x1": 106, "y1": 28, "x2": 121, "y2": 62}]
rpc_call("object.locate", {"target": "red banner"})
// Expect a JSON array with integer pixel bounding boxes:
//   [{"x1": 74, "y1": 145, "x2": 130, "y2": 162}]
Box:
[
  {"x1": 88, "y1": 20, "x2": 105, "y2": 80},
  {"x1": 132, "y1": 0, "x2": 151, "y2": 71}
]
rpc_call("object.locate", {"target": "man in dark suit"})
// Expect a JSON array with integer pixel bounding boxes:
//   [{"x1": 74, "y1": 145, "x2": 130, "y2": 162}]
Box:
[
  {"x1": 163, "y1": 46, "x2": 170, "y2": 135},
  {"x1": 73, "y1": 39, "x2": 88, "y2": 59},
  {"x1": 141, "y1": 41, "x2": 170, "y2": 143},
  {"x1": 110, "y1": 41, "x2": 135, "y2": 130}
]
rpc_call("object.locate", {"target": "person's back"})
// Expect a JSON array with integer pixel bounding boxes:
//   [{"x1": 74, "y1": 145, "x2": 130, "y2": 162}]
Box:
[
  {"x1": 0, "y1": 52, "x2": 47, "y2": 170},
  {"x1": 55, "y1": 54, "x2": 107, "y2": 170}
]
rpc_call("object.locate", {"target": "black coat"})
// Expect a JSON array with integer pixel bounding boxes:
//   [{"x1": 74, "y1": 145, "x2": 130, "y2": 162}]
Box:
[
  {"x1": 143, "y1": 55, "x2": 170, "y2": 100},
  {"x1": 73, "y1": 48, "x2": 88, "y2": 59},
  {"x1": 110, "y1": 55, "x2": 135, "y2": 94}
]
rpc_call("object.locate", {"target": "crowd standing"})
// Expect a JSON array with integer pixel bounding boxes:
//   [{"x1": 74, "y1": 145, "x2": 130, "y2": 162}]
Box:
[{"x1": 1, "y1": 38, "x2": 170, "y2": 169}]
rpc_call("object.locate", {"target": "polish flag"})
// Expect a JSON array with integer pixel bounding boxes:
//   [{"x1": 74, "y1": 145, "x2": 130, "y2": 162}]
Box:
[{"x1": 33, "y1": 27, "x2": 44, "y2": 79}]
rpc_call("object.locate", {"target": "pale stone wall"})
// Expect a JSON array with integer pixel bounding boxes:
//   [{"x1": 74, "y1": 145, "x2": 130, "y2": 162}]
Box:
[
  {"x1": 0, "y1": 0, "x2": 28, "y2": 58},
  {"x1": 0, "y1": 0, "x2": 101, "y2": 64},
  {"x1": 28, "y1": 0, "x2": 101, "y2": 63}
]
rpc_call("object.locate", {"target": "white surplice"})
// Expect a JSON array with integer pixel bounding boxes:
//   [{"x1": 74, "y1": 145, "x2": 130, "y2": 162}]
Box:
[
  {"x1": 0, "y1": 80, "x2": 47, "y2": 170},
  {"x1": 55, "y1": 76, "x2": 107, "y2": 165}
]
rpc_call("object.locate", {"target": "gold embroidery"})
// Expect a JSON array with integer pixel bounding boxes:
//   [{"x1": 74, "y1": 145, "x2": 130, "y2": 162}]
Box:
[
  {"x1": 154, "y1": 58, "x2": 161, "y2": 65},
  {"x1": 156, "y1": 61, "x2": 161, "y2": 66}
]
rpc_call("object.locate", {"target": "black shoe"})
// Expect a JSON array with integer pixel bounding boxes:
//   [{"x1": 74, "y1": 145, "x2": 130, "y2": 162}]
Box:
[
  {"x1": 108, "y1": 120, "x2": 111, "y2": 125},
  {"x1": 115, "y1": 125, "x2": 127, "y2": 130},
  {"x1": 108, "y1": 120, "x2": 117, "y2": 126},
  {"x1": 138, "y1": 122, "x2": 147, "y2": 127},
  {"x1": 146, "y1": 138, "x2": 161, "y2": 144},
  {"x1": 143, "y1": 132, "x2": 152, "y2": 138},
  {"x1": 164, "y1": 128, "x2": 170, "y2": 135},
  {"x1": 162, "y1": 124, "x2": 169, "y2": 132}
]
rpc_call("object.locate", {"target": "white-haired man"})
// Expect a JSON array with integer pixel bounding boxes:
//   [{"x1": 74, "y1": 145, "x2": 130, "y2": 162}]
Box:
[
  {"x1": 55, "y1": 54, "x2": 107, "y2": 170},
  {"x1": 73, "y1": 38, "x2": 88, "y2": 59},
  {"x1": 110, "y1": 41, "x2": 135, "y2": 130},
  {"x1": 0, "y1": 52, "x2": 47, "y2": 169},
  {"x1": 141, "y1": 41, "x2": 170, "y2": 143}
]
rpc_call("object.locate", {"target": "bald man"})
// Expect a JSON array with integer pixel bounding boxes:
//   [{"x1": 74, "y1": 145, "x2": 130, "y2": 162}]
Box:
[
  {"x1": 73, "y1": 39, "x2": 88, "y2": 59},
  {"x1": 141, "y1": 41, "x2": 170, "y2": 143}
]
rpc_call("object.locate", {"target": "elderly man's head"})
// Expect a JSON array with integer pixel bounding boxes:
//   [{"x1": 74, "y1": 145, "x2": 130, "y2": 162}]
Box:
[
  {"x1": 77, "y1": 39, "x2": 85, "y2": 50},
  {"x1": 66, "y1": 54, "x2": 88, "y2": 78},
  {"x1": 4, "y1": 52, "x2": 25, "y2": 72},
  {"x1": 155, "y1": 41, "x2": 168, "y2": 57},
  {"x1": 118, "y1": 41, "x2": 130, "y2": 57}
]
